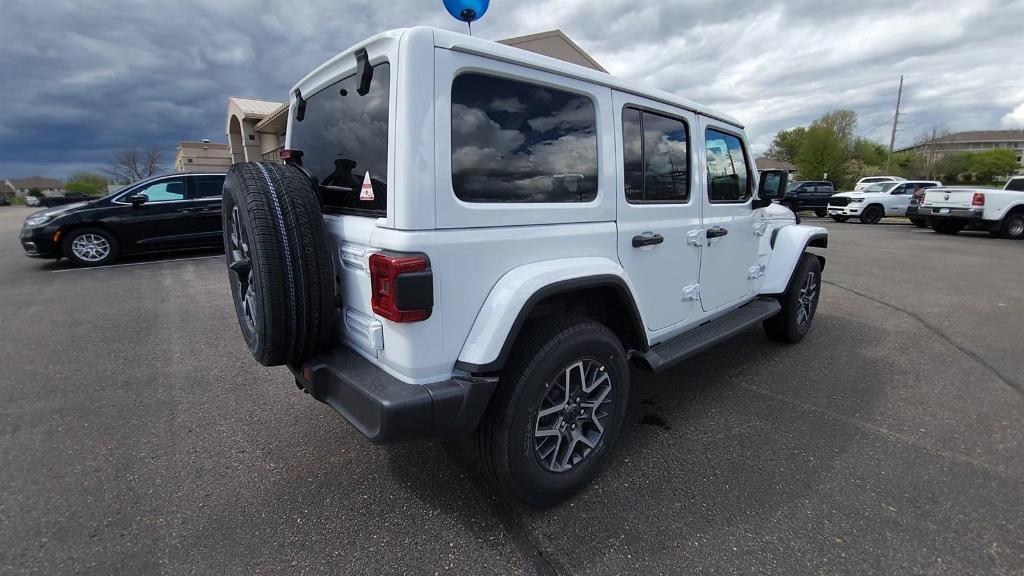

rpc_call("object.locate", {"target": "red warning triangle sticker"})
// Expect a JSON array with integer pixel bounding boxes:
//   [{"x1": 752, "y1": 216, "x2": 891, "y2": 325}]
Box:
[{"x1": 360, "y1": 171, "x2": 374, "y2": 201}]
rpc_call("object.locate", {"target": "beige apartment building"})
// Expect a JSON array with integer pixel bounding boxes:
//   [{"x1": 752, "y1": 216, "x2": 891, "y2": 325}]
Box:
[
  {"x1": 174, "y1": 141, "x2": 232, "y2": 173},
  {"x1": 223, "y1": 30, "x2": 603, "y2": 163}
]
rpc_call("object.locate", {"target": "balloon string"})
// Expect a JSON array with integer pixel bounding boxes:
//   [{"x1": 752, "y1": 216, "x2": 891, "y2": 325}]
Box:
[{"x1": 467, "y1": 20, "x2": 472, "y2": 36}]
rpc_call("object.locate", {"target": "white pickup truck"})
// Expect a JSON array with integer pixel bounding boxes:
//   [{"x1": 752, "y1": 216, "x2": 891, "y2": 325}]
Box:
[
  {"x1": 827, "y1": 180, "x2": 941, "y2": 224},
  {"x1": 920, "y1": 180, "x2": 1024, "y2": 238}
]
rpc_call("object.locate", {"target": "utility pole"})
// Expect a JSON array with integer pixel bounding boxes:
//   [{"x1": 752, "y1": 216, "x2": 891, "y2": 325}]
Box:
[{"x1": 885, "y1": 75, "x2": 904, "y2": 172}]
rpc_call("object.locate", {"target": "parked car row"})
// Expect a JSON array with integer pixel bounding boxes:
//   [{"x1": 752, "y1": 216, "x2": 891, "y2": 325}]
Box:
[
  {"x1": 827, "y1": 180, "x2": 941, "y2": 224},
  {"x1": 20, "y1": 173, "x2": 226, "y2": 266}
]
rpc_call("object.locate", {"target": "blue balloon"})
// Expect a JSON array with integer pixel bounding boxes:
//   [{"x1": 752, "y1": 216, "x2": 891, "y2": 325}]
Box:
[{"x1": 442, "y1": 0, "x2": 489, "y2": 23}]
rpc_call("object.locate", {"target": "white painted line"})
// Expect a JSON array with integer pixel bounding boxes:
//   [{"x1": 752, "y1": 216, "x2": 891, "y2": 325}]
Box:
[{"x1": 52, "y1": 254, "x2": 222, "y2": 272}]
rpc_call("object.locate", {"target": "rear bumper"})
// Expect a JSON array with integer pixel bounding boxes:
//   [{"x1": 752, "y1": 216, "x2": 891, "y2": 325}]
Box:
[
  {"x1": 292, "y1": 346, "x2": 497, "y2": 443},
  {"x1": 922, "y1": 207, "x2": 984, "y2": 221}
]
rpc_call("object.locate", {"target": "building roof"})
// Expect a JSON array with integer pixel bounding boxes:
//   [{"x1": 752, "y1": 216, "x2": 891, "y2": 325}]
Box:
[
  {"x1": 6, "y1": 176, "x2": 64, "y2": 189},
  {"x1": 177, "y1": 141, "x2": 230, "y2": 150},
  {"x1": 254, "y1": 102, "x2": 289, "y2": 135},
  {"x1": 498, "y1": 29, "x2": 607, "y2": 73},
  {"x1": 899, "y1": 129, "x2": 1024, "y2": 151},
  {"x1": 229, "y1": 97, "x2": 283, "y2": 117},
  {"x1": 755, "y1": 158, "x2": 797, "y2": 171}
]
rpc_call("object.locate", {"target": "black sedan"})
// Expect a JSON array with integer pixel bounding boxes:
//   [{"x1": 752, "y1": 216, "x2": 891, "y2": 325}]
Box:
[{"x1": 20, "y1": 172, "x2": 225, "y2": 267}]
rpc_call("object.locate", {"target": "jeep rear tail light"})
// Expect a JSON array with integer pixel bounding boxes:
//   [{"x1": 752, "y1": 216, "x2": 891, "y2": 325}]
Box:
[
  {"x1": 368, "y1": 252, "x2": 433, "y2": 322},
  {"x1": 972, "y1": 192, "x2": 985, "y2": 207}
]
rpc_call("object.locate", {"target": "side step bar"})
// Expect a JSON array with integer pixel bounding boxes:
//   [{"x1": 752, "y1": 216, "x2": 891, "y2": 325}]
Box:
[{"x1": 633, "y1": 297, "x2": 781, "y2": 373}]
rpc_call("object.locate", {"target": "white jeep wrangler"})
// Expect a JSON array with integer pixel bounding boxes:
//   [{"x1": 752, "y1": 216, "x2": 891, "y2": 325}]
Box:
[{"x1": 222, "y1": 27, "x2": 828, "y2": 505}]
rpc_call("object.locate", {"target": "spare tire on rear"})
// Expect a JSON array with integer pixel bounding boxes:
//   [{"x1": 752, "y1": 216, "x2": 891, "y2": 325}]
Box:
[{"x1": 222, "y1": 162, "x2": 336, "y2": 366}]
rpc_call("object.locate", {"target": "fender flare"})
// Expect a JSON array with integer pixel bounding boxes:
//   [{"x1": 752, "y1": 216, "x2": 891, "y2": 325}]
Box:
[
  {"x1": 454, "y1": 257, "x2": 646, "y2": 374},
  {"x1": 761, "y1": 224, "x2": 828, "y2": 295}
]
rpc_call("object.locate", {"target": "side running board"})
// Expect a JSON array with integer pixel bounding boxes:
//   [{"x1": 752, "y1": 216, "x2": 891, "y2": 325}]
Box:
[{"x1": 633, "y1": 297, "x2": 781, "y2": 373}]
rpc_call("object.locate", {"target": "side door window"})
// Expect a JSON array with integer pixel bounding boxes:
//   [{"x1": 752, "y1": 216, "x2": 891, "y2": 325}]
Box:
[
  {"x1": 188, "y1": 175, "x2": 225, "y2": 241},
  {"x1": 193, "y1": 175, "x2": 225, "y2": 200},
  {"x1": 704, "y1": 129, "x2": 751, "y2": 203},
  {"x1": 139, "y1": 179, "x2": 186, "y2": 202},
  {"x1": 623, "y1": 108, "x2": 689, "y2": 203}
]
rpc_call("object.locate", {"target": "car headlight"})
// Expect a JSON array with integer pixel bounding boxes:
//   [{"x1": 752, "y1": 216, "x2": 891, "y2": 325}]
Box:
[
  {"x1": 25, "y1": 215, "x2": 52, "y2": 227},
  {"x1": 849, "y1": 198, "x2": 864, "y2": 203}
]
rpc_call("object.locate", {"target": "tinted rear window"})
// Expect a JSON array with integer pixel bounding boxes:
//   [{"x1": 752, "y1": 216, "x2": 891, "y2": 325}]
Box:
[
  {"x1": 289, "y1": 62, "x2": 390, "y2": 216},
  {"x1": 1006, "y1": 178, "x2": 1024, "y2": 192},
  {"x1": 451, "y1": 73, "x2": 598, "y2": 203},
  {"x1": 194, "y1": 176, "x2": 225, "y2": 198}
]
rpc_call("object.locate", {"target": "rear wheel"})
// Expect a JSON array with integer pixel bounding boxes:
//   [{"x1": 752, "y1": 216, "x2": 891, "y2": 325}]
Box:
[
  {"x1": 814, "y1": 209, "x2": 827, "y2": 218},
  {"x1": 63, "y1": 227, "x2": 119, "y2": 267},
  {"x1": 859, "y1": 205, "x2": 884, "y2": 224},
  {"x1": 911, "y1": 218, "x2": 928, "y2": 228},
  {"x1": 831, "y1": 216, "x2": 848, "y2": 223},
  {"x1": 222, "y1": 162, "x2": 335, "y2": 367},
  {"x1": 933, "y1": 220, "x2": 964, "y2": 235},
  {"x1": 764, "y1": 253, "x2": 821, "y2": 343},
  {"x1": 475, "y1": 318, "x2": 629, "y2": 506},
  {"x1": 998, "y1": 211, "x2": 1024, "y2": 239}
]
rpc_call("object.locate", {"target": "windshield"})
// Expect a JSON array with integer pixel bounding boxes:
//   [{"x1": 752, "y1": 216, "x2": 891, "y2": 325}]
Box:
[
  {"x1": 863, "y1": 182, "x2": 898, "y2": 193},
  {"x1": 786, "y1": 182, "x2": 804, "y2": 191},
  {"x1": 289, "y1": 62, "x2": 390, "y2": 216}
]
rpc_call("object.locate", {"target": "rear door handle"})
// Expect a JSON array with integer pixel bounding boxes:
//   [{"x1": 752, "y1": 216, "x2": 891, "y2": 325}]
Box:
[
  {"x1": 706, "y1": 226, "x2": 728, "y2": 239},
  {"x1": 632, "y1": 233, "x2": 664, "y2": 248}
]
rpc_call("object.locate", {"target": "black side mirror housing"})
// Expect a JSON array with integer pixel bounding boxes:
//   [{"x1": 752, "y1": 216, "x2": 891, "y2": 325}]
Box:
[
  {"x1": 753, "y1": 170, "x2": 788, "y2": 209},
  {"x1": 129, "y1": 193, "x2": 148, "y2": 207}
]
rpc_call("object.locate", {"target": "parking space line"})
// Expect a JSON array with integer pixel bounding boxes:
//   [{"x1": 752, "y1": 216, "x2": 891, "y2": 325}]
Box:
[{"x1": 51, "y1": 254, "x2": 222, "y2": 272}]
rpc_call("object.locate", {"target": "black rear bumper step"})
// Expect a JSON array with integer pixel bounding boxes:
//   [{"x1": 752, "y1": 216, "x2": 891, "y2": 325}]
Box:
[
  {"x1": 633, "y1": 297, "x2": 781, "y2": 372},
  {"x1": 292, "y1": 346, "x2": 497, "y2": 443}
]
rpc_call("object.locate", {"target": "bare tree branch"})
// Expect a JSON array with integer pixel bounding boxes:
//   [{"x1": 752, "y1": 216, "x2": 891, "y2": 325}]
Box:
[{"x1": 102, "y1": 146, "x2": 166, "y2": 184}]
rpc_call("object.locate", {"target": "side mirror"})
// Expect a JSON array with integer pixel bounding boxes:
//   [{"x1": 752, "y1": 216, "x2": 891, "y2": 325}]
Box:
[
  {"x1": 129, "y1": 193, "x2": 149, "y2": 207},
  {"x1": 754, "y1": 170, "x2": 788, "y2": 208}
]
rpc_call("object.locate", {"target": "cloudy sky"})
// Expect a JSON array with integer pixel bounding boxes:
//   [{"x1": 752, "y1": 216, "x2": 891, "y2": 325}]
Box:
[{"x1": 1, "y1": 0, "x2": 1022, "y2": 180}]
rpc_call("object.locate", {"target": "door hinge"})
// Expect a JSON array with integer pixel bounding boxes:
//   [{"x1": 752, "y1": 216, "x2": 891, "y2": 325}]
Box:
[
  {"x1": 686, "y1": 229, "x2": 705, "y2": 247},
  {"x1": 748, "y1": 264, "x2": 766, "y2": 279},
  {"x1": 682, "y1": 283, "x2": 700, "y2": 301}
]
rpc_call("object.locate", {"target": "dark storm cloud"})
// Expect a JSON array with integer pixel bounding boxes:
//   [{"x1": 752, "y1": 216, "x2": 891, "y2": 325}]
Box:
[{"x1": 1, "y1": 0, "x2": 1022, "y2": 179}]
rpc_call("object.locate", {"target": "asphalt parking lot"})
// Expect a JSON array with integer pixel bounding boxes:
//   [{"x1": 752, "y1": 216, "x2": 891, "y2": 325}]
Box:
[{"x1": 1, "y1": 206, "x2": 1022, "y2": 575}]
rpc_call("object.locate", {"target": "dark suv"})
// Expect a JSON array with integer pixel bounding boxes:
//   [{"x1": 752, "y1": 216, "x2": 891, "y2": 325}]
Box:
[{"x1": 781, "y1": 181, "x2": 835, "y2": 216}]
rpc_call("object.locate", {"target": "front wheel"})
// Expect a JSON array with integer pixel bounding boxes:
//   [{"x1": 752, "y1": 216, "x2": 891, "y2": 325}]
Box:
[
  {"x1": 63, "y1": 227, "x2": 120, "y2": 267},
  {"x1": 859, "y1": 205, "x2": 884, "y2": 224},
  {"x1": 764, "y1": 253, "x2": 821, "y2": 343},
  {"x1": 475, "y1": 318, "x2": 630, "y2": 506},
  {"x1": 815, "y1": 209, "x2": 827, "y2": 218}
]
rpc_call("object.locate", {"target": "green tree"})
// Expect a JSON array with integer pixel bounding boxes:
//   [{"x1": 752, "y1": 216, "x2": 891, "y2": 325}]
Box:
[
  {"x1": 850, "y1": 138, "x2": 887, "y2": 167},
  {"x1": 764, "y1": 127, "x2": 807, "y2": 163},
  {"x1": 796, "y1": 125, "x2": 847, "y2": 183},
  {"x1": 65, "y1": 173, "x2": 109, "y2": 196},
  {"x1": 889, "y1": 151, "x2": 928, "y2": 180},
  {"x1": 935, "y1": 152, "x2": 972, "y2": 183},
  {"x1": 811, "y1": 109, "x2": 857, "y2": 148},
  {"x1": 967, "y1": 149, "x2": 1019, "y2": 184},
  {"x1": 27, "y1": 188, "x2": 44, "y2": 198}
]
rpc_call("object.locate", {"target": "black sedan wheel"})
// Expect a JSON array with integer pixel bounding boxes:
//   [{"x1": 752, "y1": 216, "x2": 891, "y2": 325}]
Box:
[{"x1": 63, "y1": 227, "x2": 120, "y2": 267}]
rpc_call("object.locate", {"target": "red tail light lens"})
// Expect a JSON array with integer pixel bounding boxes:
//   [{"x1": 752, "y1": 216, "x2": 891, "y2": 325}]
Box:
[
  {"x1": 972, "y1": 192, "x2": 985, "y2": 207},
  {"x1": 368, "y1": 252, "x2": 432, "y2": 322}
]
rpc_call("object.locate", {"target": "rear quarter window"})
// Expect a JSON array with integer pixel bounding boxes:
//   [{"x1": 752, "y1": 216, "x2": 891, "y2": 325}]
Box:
[
  {"x1": 1006, "y1": 178, "x2": 1024, "y2": 192},
  {"x1": 450, "y1": 73, "x2": 598, "y2": 203}
]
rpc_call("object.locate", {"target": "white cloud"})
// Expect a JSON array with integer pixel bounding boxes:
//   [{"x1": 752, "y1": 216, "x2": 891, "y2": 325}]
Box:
[{"x1": 1002, "y1": 103, "x2": 1024, "y2": 128}]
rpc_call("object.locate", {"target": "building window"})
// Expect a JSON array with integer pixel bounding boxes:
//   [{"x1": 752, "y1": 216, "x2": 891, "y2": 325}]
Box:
[{"x1": 451, "y1": 73, "x2": 598, "y2": 203}]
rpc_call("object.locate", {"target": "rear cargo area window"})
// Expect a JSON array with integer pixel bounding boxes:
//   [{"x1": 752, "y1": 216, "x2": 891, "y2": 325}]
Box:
[
  {"x1": 451, "y1": 73, "x2": 598, "y2": 203},
  {"x1": 289, "y1": 62, "x2": 390, "y2": 216}
]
